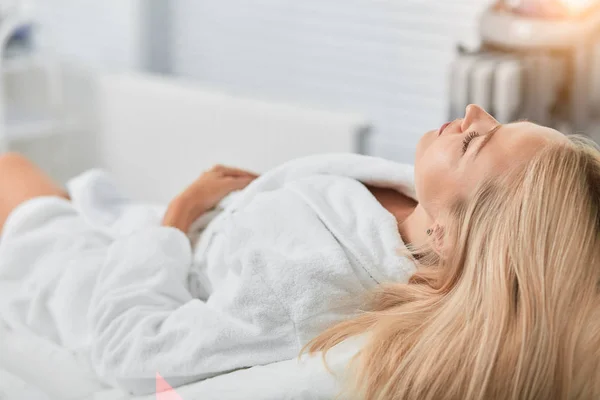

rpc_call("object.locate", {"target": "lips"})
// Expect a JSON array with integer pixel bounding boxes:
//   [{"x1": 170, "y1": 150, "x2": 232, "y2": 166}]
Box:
[{"x1": 438, "y1": 122, "x2": 450, "y2": 136}]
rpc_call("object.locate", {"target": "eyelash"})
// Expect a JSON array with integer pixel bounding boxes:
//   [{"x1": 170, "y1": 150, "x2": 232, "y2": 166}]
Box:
[{"x1": 462, "y1": 131, "x2": 480, "y2": 154}]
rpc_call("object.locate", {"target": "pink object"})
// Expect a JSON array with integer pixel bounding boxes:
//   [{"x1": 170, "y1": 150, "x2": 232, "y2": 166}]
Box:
[{"x1": 156, "y1": 373, "x2": 183, "y2": 400}]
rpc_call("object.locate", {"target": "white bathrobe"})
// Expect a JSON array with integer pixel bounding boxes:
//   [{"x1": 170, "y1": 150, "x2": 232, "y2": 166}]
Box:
[{"x1": 0, "y1": 154, "x2": 417, "y2": 395}]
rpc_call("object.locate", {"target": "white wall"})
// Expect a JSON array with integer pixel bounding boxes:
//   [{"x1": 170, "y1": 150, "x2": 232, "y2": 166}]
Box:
[
  {"x1": 171, "y1": 0, "x2": 492, "y2": 162},
  {"x1": 35, "y1": 0, "x2": 144, "y2": 71},
  {"x1": 31, "y1": 0, "x2": 493, "y2": 162}
]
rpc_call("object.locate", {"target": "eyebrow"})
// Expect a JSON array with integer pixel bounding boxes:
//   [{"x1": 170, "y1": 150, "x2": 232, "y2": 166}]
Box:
[{"x1": 474, "y1": 124, "x2": 502, "y2": 158}]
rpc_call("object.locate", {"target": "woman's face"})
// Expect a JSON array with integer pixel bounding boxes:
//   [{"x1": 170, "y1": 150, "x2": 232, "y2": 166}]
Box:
[{"x1": 414, "y1": 104, "x2": 566, "y2": 217}]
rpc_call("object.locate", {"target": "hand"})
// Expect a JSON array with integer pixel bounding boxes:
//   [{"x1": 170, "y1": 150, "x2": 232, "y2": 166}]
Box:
[
  {"x1": 162, "y1": 165, "x2": 258, "y2": 233},
  {"x1": 184, "y1": 164, "x2": 258, "y2": 212}
]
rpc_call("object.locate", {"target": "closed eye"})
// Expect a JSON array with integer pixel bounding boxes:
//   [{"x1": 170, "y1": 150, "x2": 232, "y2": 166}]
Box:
[{"x1": 462, "y1": 131, "x2": 480, "y2": 154}]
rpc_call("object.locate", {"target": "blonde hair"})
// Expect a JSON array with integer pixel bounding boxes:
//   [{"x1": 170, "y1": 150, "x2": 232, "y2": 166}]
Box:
[{"x1": 303, "y1": 136, "x2": 600, "y2": 400}]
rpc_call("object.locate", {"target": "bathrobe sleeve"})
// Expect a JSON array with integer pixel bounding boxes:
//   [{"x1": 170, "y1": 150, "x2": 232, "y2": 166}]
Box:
[{"x1": 88, "y1": 226, "x2": 297, "y2": 395}]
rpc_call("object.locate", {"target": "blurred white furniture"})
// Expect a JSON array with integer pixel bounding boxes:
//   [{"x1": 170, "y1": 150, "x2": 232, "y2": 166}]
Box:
[
  {"x1": 91, "y1": 72, "x2": 370, "y2": 203},
  {"x1": 5, "y1": 63, "x2": 370, "y2": 203},
  {"x1": 0, "y1": 8, "x2": 74, "y2": 154}
]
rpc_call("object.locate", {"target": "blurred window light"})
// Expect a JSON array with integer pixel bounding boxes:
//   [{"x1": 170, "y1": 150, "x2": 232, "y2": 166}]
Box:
[
  {"x1": 557, "y1": 0, "x2": 597, "y2": 11},
  {"x1": 499, "y1": 0, "x2": 599, "y2": 16}
]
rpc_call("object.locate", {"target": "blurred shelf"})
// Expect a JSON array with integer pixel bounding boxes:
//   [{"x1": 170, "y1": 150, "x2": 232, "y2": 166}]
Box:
[{"x1": 2, "y1": 53, "x2": 49, "y2": 74}]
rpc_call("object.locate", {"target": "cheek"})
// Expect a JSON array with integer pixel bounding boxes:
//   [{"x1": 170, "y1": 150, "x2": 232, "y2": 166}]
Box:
[
  {"x1": 414, "y1": 133, "x2": 457, "y2": 208},
  {"x1": 414, "y1": 130, "x2": 438, "y2": 177}
]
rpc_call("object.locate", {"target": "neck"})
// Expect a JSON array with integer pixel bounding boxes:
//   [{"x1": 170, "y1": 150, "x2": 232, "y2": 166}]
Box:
[{"x1": 398, "y1": 204, "x2": 432, "y2": 248}]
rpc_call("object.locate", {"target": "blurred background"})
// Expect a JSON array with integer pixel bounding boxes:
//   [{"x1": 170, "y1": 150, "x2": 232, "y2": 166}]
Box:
[{"x1": 1, "y1": 0, "x2": 600, "y2": 202}]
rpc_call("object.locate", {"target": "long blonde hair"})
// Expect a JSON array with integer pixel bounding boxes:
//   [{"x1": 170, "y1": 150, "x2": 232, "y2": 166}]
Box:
[{"x1": 303, "y1": 136, "x2": 600, "y2": 400}]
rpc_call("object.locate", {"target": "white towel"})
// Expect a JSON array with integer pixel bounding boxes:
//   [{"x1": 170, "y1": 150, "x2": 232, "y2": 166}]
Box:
[{"x1": 0, "y1": 153, "x2": 417, "y2": 395}]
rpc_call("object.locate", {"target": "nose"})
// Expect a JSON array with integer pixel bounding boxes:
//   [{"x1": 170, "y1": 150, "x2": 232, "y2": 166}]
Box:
[
  {"x1": 461, "y1": 104, "x2": 498, "y2": 132},
  {"x1": 461, "y1": 104, "x2": 481, "y2": 132}
]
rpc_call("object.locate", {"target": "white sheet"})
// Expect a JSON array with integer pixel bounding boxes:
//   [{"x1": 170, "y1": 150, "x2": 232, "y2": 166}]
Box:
[
  {"x1": 0, "y1": 282, "x2": 107, "y2": 400},
  {"x1": 0, "y1": 368, "x2": 51, "y2": 400},
  {"x1": 0, "y1": 287, "x2": 365, "y2": 400}
]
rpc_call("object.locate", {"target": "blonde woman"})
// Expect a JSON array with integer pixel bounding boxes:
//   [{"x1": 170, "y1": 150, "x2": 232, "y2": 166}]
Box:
[
  {"x1": 306, "y1": 106, "x2": 600, "y2": 399},
  {"x1": 0, "y1": 104, "x2": 598, "y2": 399}
]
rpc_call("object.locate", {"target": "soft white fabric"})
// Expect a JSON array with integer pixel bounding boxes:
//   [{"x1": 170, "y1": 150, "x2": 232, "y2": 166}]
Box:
[
  {"x1": 0, "y1": 368, "x2": 51, "y2": 400},
  {"x1": 0, "y1": 153, "x2": 416, "y2": 396},
  {"x1": 0, "y1": 299, "x2": 108, "y2": 400},
  {"x1": 0, "y1": 304, "x2": 366, "y2": 400}
]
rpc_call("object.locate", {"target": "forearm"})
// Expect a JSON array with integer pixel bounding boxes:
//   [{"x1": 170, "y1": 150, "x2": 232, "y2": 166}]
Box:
[
  {"x1": 162, "y1": 164, "x2": 257, "y2": 233},
  {"x1": 162, "y1": 192, "x2": 208, "y2": 233}
]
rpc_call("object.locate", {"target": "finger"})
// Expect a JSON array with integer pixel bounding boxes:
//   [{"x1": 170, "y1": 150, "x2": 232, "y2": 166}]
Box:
[
  {"x1": 219, "y1": 166, "x2": 259, "y2": 179},
  {"x1": 224, "y1": 176, "x2": 255, "y2": 191}
]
